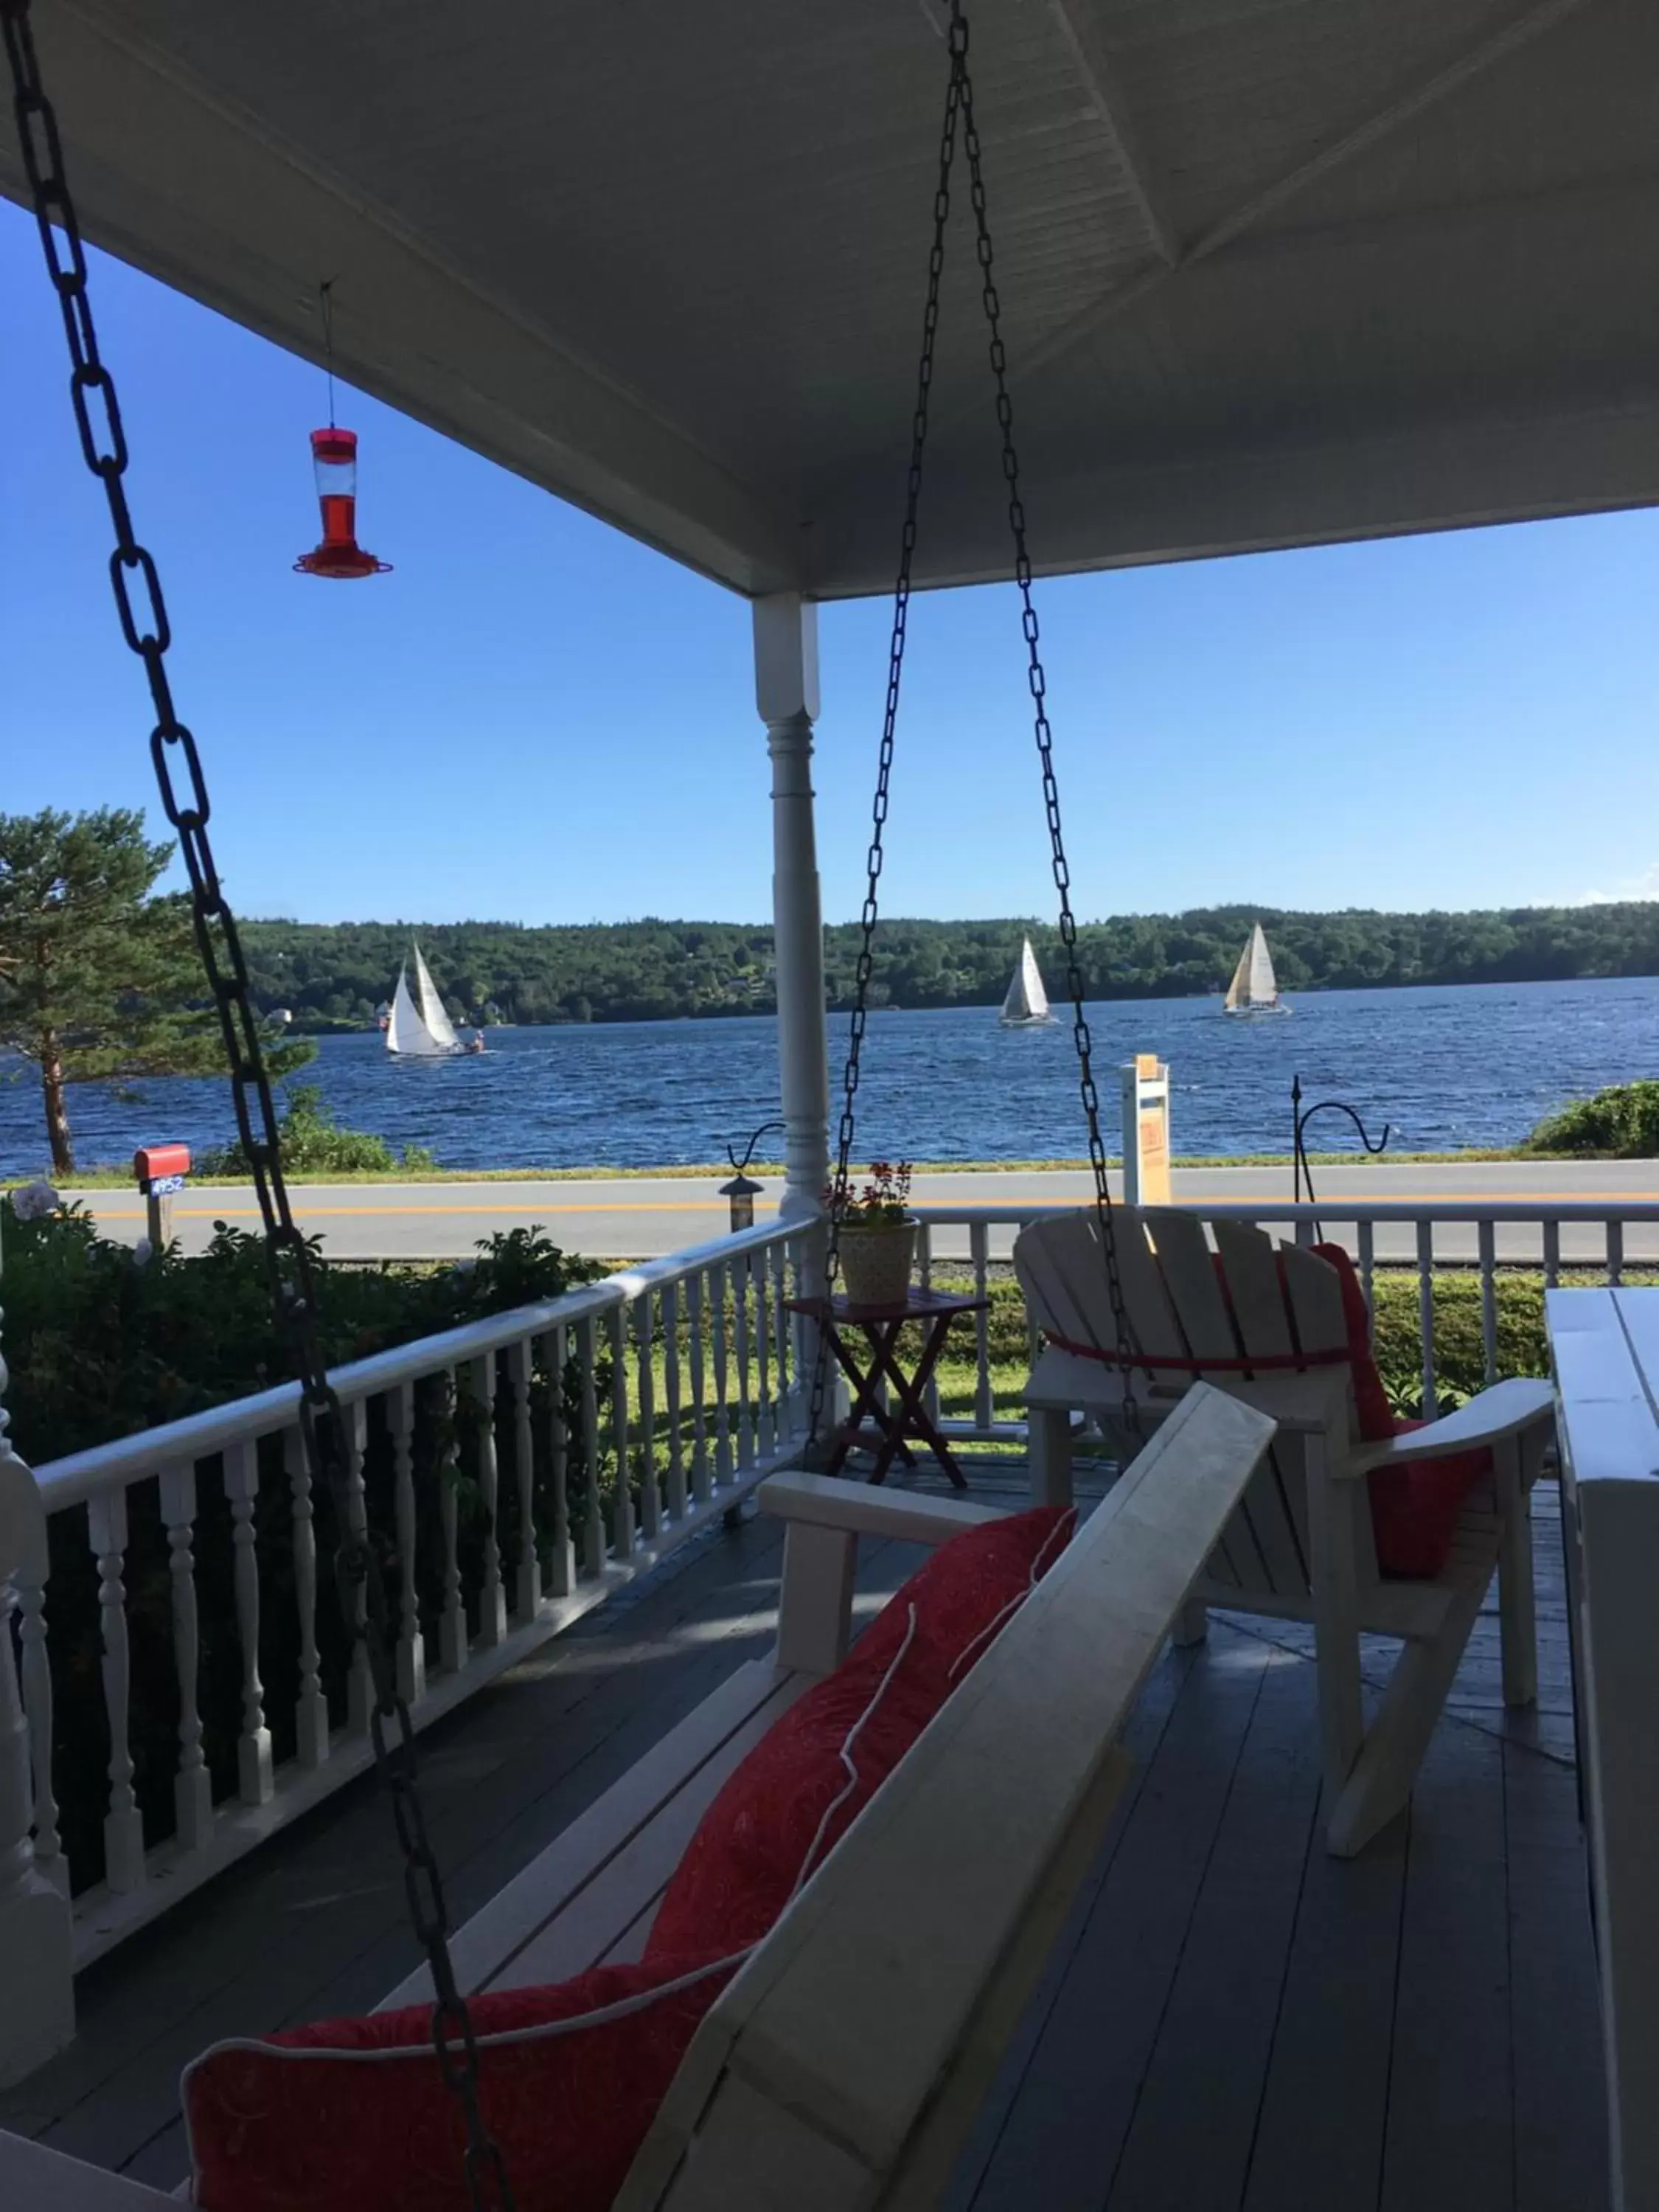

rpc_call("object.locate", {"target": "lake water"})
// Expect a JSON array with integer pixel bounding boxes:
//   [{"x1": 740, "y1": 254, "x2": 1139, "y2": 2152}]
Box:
[{"x1": 5, "y1": 975, "x2": 1658, "y2": 1177}]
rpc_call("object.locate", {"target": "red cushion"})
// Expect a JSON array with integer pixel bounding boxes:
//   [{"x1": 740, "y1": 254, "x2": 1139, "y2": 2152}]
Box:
[
  {"x1": 183, "y1": 1506, "x2": 1074, "y2": 2211},
  {"x1": 1311, "y1": 1243, "x2": 1488, "y2": 1579},
  {"x1": 648, "y1": 1504, "x2": 1075, "y2": 1961},
  {"x1": 183, "y1": 1952, "x2": 737, "y2": 2212}
]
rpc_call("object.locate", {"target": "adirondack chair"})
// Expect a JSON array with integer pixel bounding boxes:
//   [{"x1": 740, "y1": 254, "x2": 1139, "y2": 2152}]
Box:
[
  {"x1": 1014, "y1": 1206, "x2": 1557, "y2": 1857},
  {"x1": 0, "y1": 1385, "x2": 1276, "y2": 2212}
]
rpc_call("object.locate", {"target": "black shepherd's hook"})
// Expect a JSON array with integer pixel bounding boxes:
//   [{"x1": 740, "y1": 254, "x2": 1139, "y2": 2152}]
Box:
[
  {"x1": 724, "y1": 1118, "x2": 786, "y2": 1179},
  {"x1": 1291, "y1": 1073, "x2": 1391, "y2": 1237}
]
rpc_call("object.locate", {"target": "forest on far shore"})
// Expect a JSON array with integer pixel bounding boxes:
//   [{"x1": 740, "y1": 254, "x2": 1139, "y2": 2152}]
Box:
[{"x1": 239, "y1": 902, "x2": 1659, "y2": 1030}]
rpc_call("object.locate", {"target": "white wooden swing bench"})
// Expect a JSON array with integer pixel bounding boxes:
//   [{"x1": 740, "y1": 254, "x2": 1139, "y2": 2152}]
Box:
[
  {"x1": 1, "y1": 1382, "x2": 1276, "y2": 2211},
  {"x1": 1015, "y1": 1204, "x2": 1557, "y2": 1858}
]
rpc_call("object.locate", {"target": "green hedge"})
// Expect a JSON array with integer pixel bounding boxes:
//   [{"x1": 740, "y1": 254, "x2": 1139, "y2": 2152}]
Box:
[{"x1": 1526, "y1": 1079, "x2": 1659, "y2": 1158}]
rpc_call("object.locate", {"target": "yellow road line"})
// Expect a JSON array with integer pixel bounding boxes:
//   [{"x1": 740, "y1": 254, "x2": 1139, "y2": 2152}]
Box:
[{"x1": 82, "y1": 1186, "x2": 1659, "y2": 1222}]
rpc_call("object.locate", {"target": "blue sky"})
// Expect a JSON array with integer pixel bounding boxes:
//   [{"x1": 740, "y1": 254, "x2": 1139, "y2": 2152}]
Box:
[{"x1": 4, "y1": 198, "x2": 1657, "y2": 929}]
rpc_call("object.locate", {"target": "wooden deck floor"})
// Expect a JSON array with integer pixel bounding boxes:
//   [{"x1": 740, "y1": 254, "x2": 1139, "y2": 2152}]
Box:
[{"x1": 1, "y1": 1470, "x2": 1605, "y2": 2210}]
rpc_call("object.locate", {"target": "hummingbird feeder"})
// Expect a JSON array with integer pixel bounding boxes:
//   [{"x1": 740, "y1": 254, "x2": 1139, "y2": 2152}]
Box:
[
  {"x1": 293, "y1": 282, "x2": 391, "y2": 579},
  {"x1": 293, "y1": 427, "x2": 391, "y2": 579}
]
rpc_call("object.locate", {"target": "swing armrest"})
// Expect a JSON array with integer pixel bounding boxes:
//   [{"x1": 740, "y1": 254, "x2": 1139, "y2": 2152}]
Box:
[
  {"x1": 1343, "y1": 1377, "x2": 1557, "y2": 1474},
  {"x1": 759, "y1": 1470, "x2": 1006, "y2": 1548}
]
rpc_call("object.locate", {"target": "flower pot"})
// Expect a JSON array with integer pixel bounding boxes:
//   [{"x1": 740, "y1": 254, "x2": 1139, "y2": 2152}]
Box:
[{"x1": 838, "y1": 1217, "x2": 918, "y2": 1310}]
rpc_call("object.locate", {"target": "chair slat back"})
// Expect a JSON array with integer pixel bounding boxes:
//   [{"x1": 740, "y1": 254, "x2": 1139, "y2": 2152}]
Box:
[{"x1": 1016, "y1": 1207, "x2": 1368, "y2": 1604}]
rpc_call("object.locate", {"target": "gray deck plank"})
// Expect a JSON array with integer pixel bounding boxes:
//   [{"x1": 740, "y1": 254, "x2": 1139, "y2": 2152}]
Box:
[
  {"x1": 1242, "y1": 1742, "x2": 1407, "y2": 2212},
  {"x1": 966, "y1": 1624, "x2": 1274, "y2": 2212},
  {"x1": 1504, "y1": 1739, "x2": 1610, "y2": 2212},
  {"x1": 1381, "y1": 1718, "x2": 1514, "y2": 2212},
  {"x1": 1105, "y1": 1647, "x2": 1324, "y2": 2212}
]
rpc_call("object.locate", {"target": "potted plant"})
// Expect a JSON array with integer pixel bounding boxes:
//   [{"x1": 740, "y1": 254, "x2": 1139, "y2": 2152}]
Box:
[{"x1": 830, "y1": 1160, "x2": 917, "y2": 1310}]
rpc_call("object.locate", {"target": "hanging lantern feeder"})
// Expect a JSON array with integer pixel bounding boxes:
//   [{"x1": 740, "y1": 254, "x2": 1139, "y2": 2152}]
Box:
[
  {"x1": 294, "y1": 282, "x2": 390, "y2": 579},
  {"x1": 294, "y1": 425, "x2": 391, "y2": 579}
]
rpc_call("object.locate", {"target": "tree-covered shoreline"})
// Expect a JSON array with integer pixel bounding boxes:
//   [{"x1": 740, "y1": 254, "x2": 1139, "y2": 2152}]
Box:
[{"x1": 243, "y1": 903, "x2": 1659, "y2": 1031}]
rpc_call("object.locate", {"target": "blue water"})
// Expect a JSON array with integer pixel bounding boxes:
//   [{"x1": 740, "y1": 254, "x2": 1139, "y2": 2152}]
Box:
[{"x1": 4, "y1": 975, "x2": 1658, "y2": 1177}]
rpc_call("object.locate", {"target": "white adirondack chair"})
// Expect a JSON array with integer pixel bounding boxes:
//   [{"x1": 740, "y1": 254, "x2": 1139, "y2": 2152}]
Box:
[{"x1": 1014, "y1": 1206, "x2": 1557, "y2": 1857}]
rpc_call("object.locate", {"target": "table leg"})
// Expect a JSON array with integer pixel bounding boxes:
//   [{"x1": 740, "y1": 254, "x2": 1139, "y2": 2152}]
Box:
[{"x1": 869, "y1": 1318, "x2": 969, "y2": 1488}]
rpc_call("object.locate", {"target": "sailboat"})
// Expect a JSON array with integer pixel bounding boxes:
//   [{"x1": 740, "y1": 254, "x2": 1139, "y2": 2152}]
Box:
[
  {"x1": 999, "y1": 937, "x2": 1054, "y2": 1028},
  {"x1": 1222, "y1": 923, "x2": 1291, "y2": 1018},
  {"x1": 386, "y1": 943, "x2": 462, "y2": 1057}
]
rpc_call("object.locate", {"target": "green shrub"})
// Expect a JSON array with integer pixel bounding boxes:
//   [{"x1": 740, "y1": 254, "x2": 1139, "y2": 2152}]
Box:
[
  {"x1": 196, "y1": 1082, "x2": 437, "y2": 1175},
  {"x1": 1524, "y1": 1079, "x2": 1659, "y2": 1158}
]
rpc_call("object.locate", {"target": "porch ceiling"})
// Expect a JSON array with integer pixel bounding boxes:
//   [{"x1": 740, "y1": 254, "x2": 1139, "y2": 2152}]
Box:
[{"x1": 6, "y1": 0, "x2": 1658, "y2": 596}]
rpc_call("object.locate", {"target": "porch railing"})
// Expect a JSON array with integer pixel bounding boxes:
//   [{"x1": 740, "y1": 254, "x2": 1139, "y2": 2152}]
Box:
[
  {"x1": 911, "y1": 1198, "x2": 1659, "y2": 1434},
  {"x1": 4, "y1": 1216, "x2": 816, "y2": 1969}
]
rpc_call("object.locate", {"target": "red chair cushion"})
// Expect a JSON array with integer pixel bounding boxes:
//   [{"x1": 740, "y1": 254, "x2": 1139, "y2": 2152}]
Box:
[
  {"x1": 183, "y1": 1952, "x2": 737, "y2": 2212},
  {"x1": 1311, "y1": 1243, "x2": 1489, "y2": 1579},
  {"x1": 183, "y1": 1505, "x2": 1074, "y2": 2211},
  {"x1": 649, "y1": 1504, "x2": 1075, "y2": 1960}
]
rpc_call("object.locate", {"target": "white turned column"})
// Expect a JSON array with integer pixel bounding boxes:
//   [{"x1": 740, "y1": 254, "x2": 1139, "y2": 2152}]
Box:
[
  {"x1": 158, "y1": 1462, "x2": 213, "y2": 1851},
  {"x1": 285, "y1": 1425, "x2": 330, "y2": 1768},
  {"x1": 755, "y1": 594, "x2": 830, "y2": 1235},
  {"x1": 87, "y1": 1490, "x2": 145, "y2": 1893},
  {"x1": 0, "y1": 1353, "x2": 74, "y2": 2084},
  {"x1": 223, "y1": 1441, "x2": 274, "y2": 1806}
]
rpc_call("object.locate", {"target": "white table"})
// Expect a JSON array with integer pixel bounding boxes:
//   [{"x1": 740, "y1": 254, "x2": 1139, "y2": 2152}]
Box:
[{"x1": 1546, "y1": 1287, "x2": 1659, "y2": 2212}]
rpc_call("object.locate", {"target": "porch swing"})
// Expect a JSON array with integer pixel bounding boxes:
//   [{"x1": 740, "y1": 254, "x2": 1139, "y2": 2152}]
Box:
[{"x1": 0, "y1": 4, "x2": 1247, "y2": 2210}]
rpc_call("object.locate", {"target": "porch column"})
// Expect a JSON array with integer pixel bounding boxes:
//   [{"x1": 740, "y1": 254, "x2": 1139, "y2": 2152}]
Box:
[{"x1": 755, "y1": 594, "x2": 829, "y2": 1230}]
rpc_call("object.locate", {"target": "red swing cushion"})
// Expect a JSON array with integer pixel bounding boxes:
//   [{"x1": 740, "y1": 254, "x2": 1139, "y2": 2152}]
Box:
[
  {"x1": 183, "y1": 1506, "x2": 1074, "y2": 2211},
  {"x1": 1310, "y1": 1242, "x2": 1489, "y2": 1580}
]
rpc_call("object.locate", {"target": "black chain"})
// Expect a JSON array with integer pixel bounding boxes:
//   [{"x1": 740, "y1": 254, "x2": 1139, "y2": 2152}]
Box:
[
  {"x1": 953, "y1": 7, "x2": 1139, "y2": 1426},
  {"x1": 806, "y1": 46, "x2": 963, "y2": 1444},
  {"x1": 809, "y1": 0, "x2": 1140, "y2": 1443},
  {"x1": 0, "y1": 8, "x2": 513, "y2": 2202}
]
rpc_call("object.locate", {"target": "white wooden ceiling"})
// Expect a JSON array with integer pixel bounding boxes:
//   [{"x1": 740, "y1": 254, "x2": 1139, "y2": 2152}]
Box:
[{"x1": 5, "y1": 0, "x2": 1657, "y2": 595}]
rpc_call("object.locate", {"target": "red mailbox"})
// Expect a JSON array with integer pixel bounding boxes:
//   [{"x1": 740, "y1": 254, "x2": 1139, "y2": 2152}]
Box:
[{"x1": 133, "y1": 1144, "x2": 191, "y2": 1189}]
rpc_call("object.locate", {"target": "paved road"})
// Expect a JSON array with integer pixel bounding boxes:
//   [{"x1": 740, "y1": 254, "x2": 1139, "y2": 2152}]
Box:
[{"x1": 75, "y1": 1158, "x2": 1659, "y2": 1265}]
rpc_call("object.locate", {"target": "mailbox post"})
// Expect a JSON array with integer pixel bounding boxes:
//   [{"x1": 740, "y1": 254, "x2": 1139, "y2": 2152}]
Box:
[
  {"x1": 133, "y1": 1144, "x2": 190, "y2": 1253},
  {"x1": 1120, "y1": 1056, "x2": 1172, "y2": 1207}
]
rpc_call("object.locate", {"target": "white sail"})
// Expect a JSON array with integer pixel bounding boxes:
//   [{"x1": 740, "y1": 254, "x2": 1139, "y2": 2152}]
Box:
[
  {"x1": 1223, "y1": 923, "x2": 1289, "y2": 1015},
  {"x1": 413, "y1": 945, "x2": 460, "y2": 1051},
  {"x1": 1246, "y1": 924, "x2": 1278, "y2": 1004},
  {"x1": 386, "y1": 945, "x2": 459, "y2": 1055},
  {"x1": 1001, "y1": 937, "x2": 1052, "y2": 1026}
]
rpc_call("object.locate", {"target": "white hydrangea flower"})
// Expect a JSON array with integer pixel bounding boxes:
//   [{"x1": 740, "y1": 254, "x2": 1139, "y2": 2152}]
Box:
[{"x1": 9, "y1": 1179, "x2": 61, "y2": 1223}]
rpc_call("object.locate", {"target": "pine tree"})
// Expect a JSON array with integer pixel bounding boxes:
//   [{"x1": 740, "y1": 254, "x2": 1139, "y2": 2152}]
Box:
[{"x1": 0, "y1": 807, "x2": 310, "y2": 1172}]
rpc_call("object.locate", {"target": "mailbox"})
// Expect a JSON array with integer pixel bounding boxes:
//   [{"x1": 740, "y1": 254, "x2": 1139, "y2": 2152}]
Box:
[
  {"x1": 134, "y1": 1143, "x2": 191, "y2": 1191},
  {"x1": 134, "y1": 1143, "x2": 190, "y2": 1252}
]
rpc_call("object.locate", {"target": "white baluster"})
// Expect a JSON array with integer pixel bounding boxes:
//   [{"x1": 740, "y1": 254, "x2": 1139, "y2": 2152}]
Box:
[
  {"x1": 338, "y1": 1400, "x2": 378, "y2": 1729},
  {"x1": 971, "y1": 1222, "x2": 993, "y2": 1434},
  {"x1": 438, "y1": 1373, "x2": 467, "y2": 1674},
  {"x1": 579, "y1": 1315, "x2": 606, "y2": 1576},
  {"x1": 509, "y1": 1339, "x2": 541, "y2": 1618},
  {"x1": 662, "y1": 1282, "x2": 686, "y2": 1520},
  {"x1": 471, "y1": 1354, "x2": 507, "y2": 1648},
  {"x1": 284, "y1": 1425, "x2": 330, "y2": 1768},
  {"x1": 611, "y1": 1303, "x2": 635, "y2": 1556},
  {"x1": 733, "y1": 1259, "x2": 754, "y2": 1470},
  {"x1": 158, "y1": 1461, "x2": 213, "y2": 1849},
  {"x1": 1478, "y1": 1220, "x2": 1500, "y2": 1389},
  {"x1": 709, "y1": 1262, "x2": 733, "y2": 1484},
  {"x1": 1607, "y1": 1217, "x2": 1625, "y2": 1290},
  {"x1": 634, "y1": 1295, "x2": 659, "y2": 1539},
  {"x1": 769, "y1": 1241, "x2": 792, "y2": 1421},
  {"x1": 0, "y1": 1388, "x2": 74, "y2": 2084},
  {"x1": 544, "y1": 1324, "x2": 575, "y2": 1597},
  {"x1": 15, "y1": 1543, "x2": 64, "y2": 1897},
  {"x1": 1543, "y1": 1217, "x2": 1561, "y2": 1293},
  {"x1": 223, "y1": 1439, "x2": 274, "y2": 1804},
  {"x1": 86, "y1": 1489, "x2": 145, "y2": 1892},
  {"x1": 751, "y1": 1249, "x2": 774, "y2": 1458},
  {"x1": 387, "y1": 1382, "x2": 425, "y2": 1707},
  {"x1": 1357, "y1": 1220, "x2": 1377, "y2": 1340},
  {"x1": 687, "y1": 1270, "x2": 712, "y2": 1502},
  {"x1": 1416, "y1": 1219, "x2": 1437, "y2": 1419}
]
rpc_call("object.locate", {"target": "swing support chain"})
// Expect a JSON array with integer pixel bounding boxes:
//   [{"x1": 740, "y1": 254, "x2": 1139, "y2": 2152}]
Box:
[
  {"x1": 0, "y1": 5, "x2": 513, "y2": 2203},
  {"x1": 807, "y1": 0, "x2": 1140, "y2": 1450}
]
